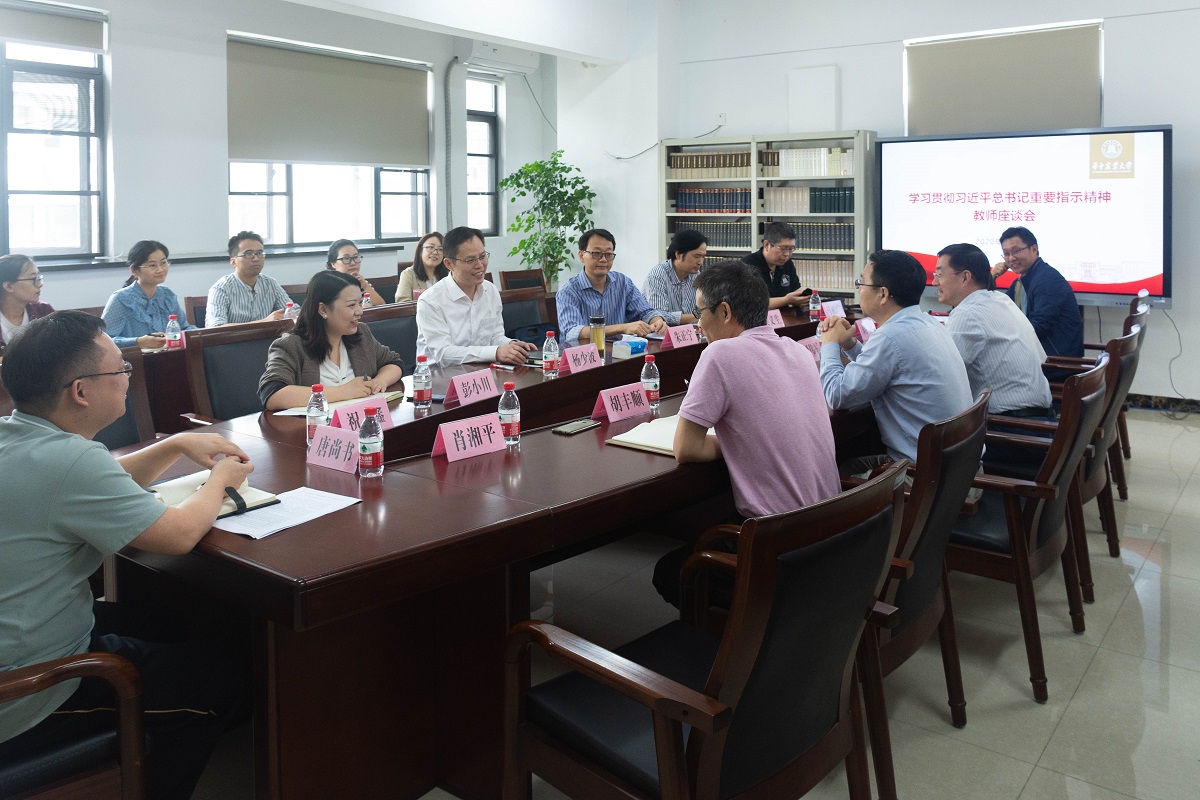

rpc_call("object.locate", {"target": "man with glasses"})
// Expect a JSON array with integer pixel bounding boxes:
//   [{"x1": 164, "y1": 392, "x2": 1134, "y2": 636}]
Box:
[
  {"x1": 205, "y1": 230, "x2": 292, "y2": 327},
  {"x1": 415, "y1": 226, "x2": 536, "y2": 366},
  {"x1": 742, "y1": 221, "x2": 812, "y2": 310},
  {"x1": 556, "y1": 228, "x2": 666, "y2": 341},
  {"x1": 0, "y1": 311, "x2": 253, "y2": 800},
  {"x1": 989, "y1": 226, "x2": 1083, "y2": 358}
]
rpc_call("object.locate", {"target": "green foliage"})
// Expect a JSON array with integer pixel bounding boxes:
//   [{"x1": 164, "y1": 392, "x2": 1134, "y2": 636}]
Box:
[{"x1": 497, "y1": 150, "x2": 596, "y2": 286}]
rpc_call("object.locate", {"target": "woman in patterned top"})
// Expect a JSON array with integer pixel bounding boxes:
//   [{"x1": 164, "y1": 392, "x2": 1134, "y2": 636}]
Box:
[{"x1": 101, "y1": 240, "x2": 195, "y2": 349}]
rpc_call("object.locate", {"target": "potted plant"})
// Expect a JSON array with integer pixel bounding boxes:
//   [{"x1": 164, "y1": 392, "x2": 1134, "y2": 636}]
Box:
[{"x1": 497, "y1": 150, "x2": 596, "y2": 291}]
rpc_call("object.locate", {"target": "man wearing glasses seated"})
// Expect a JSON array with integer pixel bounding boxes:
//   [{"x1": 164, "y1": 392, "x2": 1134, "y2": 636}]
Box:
[
  {"x1": 205, "y1": 230, "x2": 292, "y2": 326},
  {"x1": 989, "y1": 226, "x2": 1083, "y2": 359},
  {"x1": 415, "y1": 226, "x2": 536, "y2": 366},
  {"x1": 741, "y1": 221, "x2": 812, "y2": 310},
  {"x1": 556, "y1": 228, "x2": 667, "y2": 341}
]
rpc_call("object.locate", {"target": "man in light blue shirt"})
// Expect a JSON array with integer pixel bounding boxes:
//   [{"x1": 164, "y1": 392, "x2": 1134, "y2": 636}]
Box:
[
  {"x1": 556, "y1": 228, "x2": 667, "y2": 341},
  {"x1": 819, "y1": 249, "x2": 972, "y2": 466},
  {"x1": 642, "y1": 229, "x2": 706, "y2": 326}
]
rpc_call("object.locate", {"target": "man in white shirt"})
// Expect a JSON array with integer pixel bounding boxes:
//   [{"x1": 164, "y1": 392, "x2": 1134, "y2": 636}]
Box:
[{"x1": 415, "y1": 227, "x2": 536, "y2": 366}]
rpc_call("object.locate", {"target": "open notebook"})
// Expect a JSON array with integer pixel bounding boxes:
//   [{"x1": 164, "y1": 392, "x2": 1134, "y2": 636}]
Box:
[
  {"x1": 605, "y1": 414, "x2": 714, "y2": 457},
  {"x1": 148, "y1": 470, "x2": 280, "y2": 518}
]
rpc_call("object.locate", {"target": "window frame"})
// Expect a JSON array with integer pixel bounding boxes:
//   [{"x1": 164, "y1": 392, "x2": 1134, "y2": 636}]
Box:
[{"x1": 466, "y1": 76, "x2": 500, "y2": 236}]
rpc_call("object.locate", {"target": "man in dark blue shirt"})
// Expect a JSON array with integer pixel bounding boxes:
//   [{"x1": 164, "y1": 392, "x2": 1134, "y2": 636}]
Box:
[{"x1": 991, "y1": 226, "x2": 1083, "y2": 358}]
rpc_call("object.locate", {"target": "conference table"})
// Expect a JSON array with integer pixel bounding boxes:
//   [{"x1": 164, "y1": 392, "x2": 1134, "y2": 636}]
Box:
[{"x1": 115, "y1": 316, "x2": 879, "y2": 800}]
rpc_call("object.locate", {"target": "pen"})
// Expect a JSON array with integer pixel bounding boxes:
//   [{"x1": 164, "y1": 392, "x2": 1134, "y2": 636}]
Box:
[{"x1": 490, "y1": 363, "x2": 516, "y2": 371}]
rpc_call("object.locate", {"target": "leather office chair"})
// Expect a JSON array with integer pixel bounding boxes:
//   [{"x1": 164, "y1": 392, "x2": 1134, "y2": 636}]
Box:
[
  {"x1": 361, "y1": 302, "x2": 418, "y2": 376},
  {"x1": 498, "y1": 269, "x2": 546, "y2": 291},
  {"x1": 499, "y1": 287, "x2": 553, "y2": 343},
  {"x1": 183, "y1": 296, "x2": 207, "y2": 328},
  {"x1": 280, "y1": 283, "x2": 306, "y2": 308},
  {"x1": 858, "y1": 391, "x2": 990, "y2": 800},
  {"x1": 0, "y1": 652, "x2": 144, "y2": 800},
  {"x1": 366, "y1": 274, "x2": 398, "y2": 305},
  {"x1": 182, "y1": 320, "x2": 292, "y2": 421},
  {"x1": 504, "y1": 463, "x2": 906, "y2": 800},
  {"x1": 947, "y1": 357, "x2": 1108, "y2": 704}
]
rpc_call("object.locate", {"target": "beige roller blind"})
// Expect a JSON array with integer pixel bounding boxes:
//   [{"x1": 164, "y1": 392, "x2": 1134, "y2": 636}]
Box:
[
  {"x1": 0, "y1": 2, "x2": 104, "y2": 51},
  {"x1": 906, "y1": 23, "x2": 1102, "y2": 136},
  {"x1": 227, "y1": 40, "x2": 430, "y2": 166}
]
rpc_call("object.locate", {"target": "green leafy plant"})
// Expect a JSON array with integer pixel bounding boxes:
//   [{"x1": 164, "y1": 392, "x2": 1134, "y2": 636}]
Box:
[{"x1": 498, "y1": 150, "x2": 596, "y2": 288}]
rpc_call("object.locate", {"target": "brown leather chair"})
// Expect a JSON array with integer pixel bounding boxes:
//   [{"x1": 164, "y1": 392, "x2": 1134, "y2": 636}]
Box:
[
  {"x1": 0, "y1": 652, "x2": 144, "y2": 800},
  {"x1": 498, "y1": 268, "x2": 546, "y2": 291},
  {"x1": 181, "y1": 320, "x2": 293, "y2": 421},
  {"x1": 498, "y1": 286, "x2": 552, "y2": 342},
  {"x1": 947, "y1": 357, "x2": 1108, "y2": 704},
  {"x1": 504, "y1": 463, "x2": 906, "y2": 800}
]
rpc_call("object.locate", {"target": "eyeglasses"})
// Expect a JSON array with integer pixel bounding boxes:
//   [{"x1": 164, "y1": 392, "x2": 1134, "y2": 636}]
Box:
[
  {"x1": 140, "y1": 260, "x2": 170, "y2": 270},
  {"x1": 583, "y1": 251, "x2": 616, "y2": 262},
  {"x1": 854, "y1": 277, "x2": 883, "y2": 290},
  {"x1": 453, "y1": 251, "x2": 490, "y2": 266},
  {"x1": 931, "y1": 268, "x2": 962, "y2": 280},
  {"x1": 1002, "y1": 245, "x2": 1030, "y2": 260},
  {"x1": 770, "y1": 243, "x2": 797, "y2": 255},
  {"x1": 62, "y1": 360, "x2": 133, "y2": 388},
  {"x1": 335, "y1": 255, "x2": 363, "y2": 265},
  {"x1": 11, "y1": 273, "x2": 44, "y2": 287},
  {"x1": 693, "y1": 304, "x2": 713, "y2": 317},
  {"x1": 422, "y1": 245, "x2": 444, "y2": 254},
  {"x1": 236, "y1": 250, "x2": 266, "y2": 260}
]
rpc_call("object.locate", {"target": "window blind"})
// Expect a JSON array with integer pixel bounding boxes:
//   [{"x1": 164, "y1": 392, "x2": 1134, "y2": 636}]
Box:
[{"x1": 0, "y1": 1, "x2": 104, "y2": 51}]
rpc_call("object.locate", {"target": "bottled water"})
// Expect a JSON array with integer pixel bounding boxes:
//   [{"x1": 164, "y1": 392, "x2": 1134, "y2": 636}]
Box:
[
  {"x1": 358, "y1": 406, "x2": 384, "y2": 477},
  {"x1": 809, "y1": 290, "x2": 822, "y2": 322},
  {"x1": 498, "y1": 382, "x2": 520, "y2": 445},
  {"x1": 542, "y1": 330, "x2": 559, "y2": 378},
  {"x1": 306, "y1": 384, "x2": 330, "y2": 447},
  {"x1": 165, "y1": 314, "x2": 182, "y2": 349},
  {"x1": 412, "y1": 355, "x2": 432, "y2": 408},
  {"x1": 284, "y1": 301, "x2": 299, "y2": 321},
  {"x1": 640, "y1": 354, "x2": 661, "y2": 410}
]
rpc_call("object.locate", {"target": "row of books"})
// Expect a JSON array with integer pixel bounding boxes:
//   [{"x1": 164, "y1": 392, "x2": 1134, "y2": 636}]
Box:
[
  {"x1": 671, "y1": 221, "x2": 753, "y2": 249},
  {"x1": 759, "y1": 147, "x2": 854, "y2": 178},
  {"x1": 762, "y1": 186, "x2": 855, "y2": 214},
  {"x1": 666, "y1": 150, "x2": 753, "y2": 179},
  {"x1": 697, "y1": 255, "x2": 857, "y2": 290},
  {"x1": 777, "y1": 222, "x2": 856, "y2": 252},
  {"x1": 674, "y1": 188, "x2": 753, "y2": 213}
]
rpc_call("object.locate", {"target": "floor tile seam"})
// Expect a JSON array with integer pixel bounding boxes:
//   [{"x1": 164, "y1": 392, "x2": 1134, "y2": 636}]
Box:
[
  {"x1": 1028, "y1": 643, "x2": 1101, "y2": 771},
  {"x1": 1092, "y1": 642, "x2": 1200, "y2": 678},
  {"x1": 881, "y1": 709, "x2": 1046, "y2": 769},
  {"x1": 1024, "y1": 765, "x2": 1141, "y2": 800},
  {"x1": 952, "y1": 602, "x2": 1116, "y2": 647}
]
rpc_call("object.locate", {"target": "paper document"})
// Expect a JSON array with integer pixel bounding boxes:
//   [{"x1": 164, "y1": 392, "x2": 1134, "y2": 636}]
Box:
[
  {"x1": 605, "y1": 414, "x2": 714, "y2": 456},
  {"x1": 212, "y1": 487, "x2": 361, "y2": 539},
  {"x1": 276, "y1": 386, "x2": 408, "y2": 417}
]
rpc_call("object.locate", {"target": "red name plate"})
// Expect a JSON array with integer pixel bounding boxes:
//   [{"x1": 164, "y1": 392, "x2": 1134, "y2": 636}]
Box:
[
  {"x1": 443, "y1": 368, "x2": 499, "y2": 406},
  {"x1": 797, "y1": 335, "x2": 823, "y2": 366},
  {"x1": 306, "y1": 424, "x2": 361, "y2": 473},
  {"x1": 854, "y1": 318, "x2": 877, "y2": 343},
  {"x1": 766, "y1": 309, "x2": 785, "y2": 328},
  {"x1": 822, "y1": 299, "x2": 846, "y2": 318},
  {"x1": 558, "y1": 343, "x2": 604, "y2": 376},
  {"x1": 591, "y1": 382, "x2": 652, "y2": 422},
  {"x1": 658, "y1": 324, "x2": 699, "y2": 350},
  {"x1": 331, "y1": 398, "x2": 394, "y2": 432},
  {"x1": 432, "y1": 412, "x2": 508, "y2": 462}
]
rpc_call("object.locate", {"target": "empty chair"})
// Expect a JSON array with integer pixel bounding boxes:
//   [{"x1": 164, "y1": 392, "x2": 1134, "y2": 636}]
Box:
[
  {"x1": 498, "y1": 268, "x2": 546, "y2": 291},
  {"x1": 182, "y1": 320, "x2": 292, "y2": 421},
  {"x1": 499, "y1": 286, "x2": 553, "y2": 343},
  {"x1": 183, "y1": 295, "x2": 207, "y2": 328},
  {"x1": 367, "y1": 274, "x2": 399, "y2": 304},
  {"x1": 361, "y1": 302, "x2": 418, "y2": 376}
]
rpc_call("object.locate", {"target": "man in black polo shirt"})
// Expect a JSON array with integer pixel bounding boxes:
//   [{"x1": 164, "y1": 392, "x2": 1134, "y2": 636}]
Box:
[{"x1": 742, "y1": 221, "x2": 811, "y2": 310}]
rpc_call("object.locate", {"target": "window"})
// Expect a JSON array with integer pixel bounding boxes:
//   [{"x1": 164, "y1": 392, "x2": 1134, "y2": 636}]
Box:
[
  {"x1": 228, "y1": 162, "x2": 429, "y2": 246},
  {"x1": 466, "y1": 77, "x2": 499, "y2": 235},
  {"x1": 1, "y1": 42, "x2": 104, "y2": 256}
]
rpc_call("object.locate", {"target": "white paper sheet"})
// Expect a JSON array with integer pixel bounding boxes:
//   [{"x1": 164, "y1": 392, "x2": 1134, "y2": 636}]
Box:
[{"x1": 212, "y1": 487, "x2": 361, "y2": 539}]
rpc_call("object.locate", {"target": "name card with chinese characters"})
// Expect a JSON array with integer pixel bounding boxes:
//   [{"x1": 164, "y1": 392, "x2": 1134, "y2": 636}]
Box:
[
  {"x1": 591, "y1": 382, "x2": 652, "y2": 422},
  {"x1": 797, "y1": 335, "x2": 823, "y2": 366},
  {"x1": 443, "y1": 368, "x2": 499, "y2": 406},
  {"x1": 431, "y1": 412, "x2": 507, "y2": 462},
  {"x1": 658, "y1": 324, "x2": 699, "y2": 351},
  {"x1": 558, "y1": 343, "x2": 604, "y2": 376},
  {"x1": 331, "y1": 400, "x2": 394, "y2": 432},
  {"x1": 306, "y1": 425, "x2": 360, "y2": 473},
  {"x1": 821, "y1": 299, "x2": 846, "y2": 319},
  {"x1": 766, "y1": 309, "x2": 785, "y2": 328},
  {"x1": 854, "y1": 318, "x2": 877, "y2": 343}
]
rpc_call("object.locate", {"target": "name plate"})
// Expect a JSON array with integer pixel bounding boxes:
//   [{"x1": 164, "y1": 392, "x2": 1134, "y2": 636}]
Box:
[
  {"x1": 558, "y1": 343, "x2": 604, "y2": 376},
  {"x1": 854, "y1": 318, "x2": 877, "y2": 343},
  {"x1": 591, "y1": 382, "x2": 652, "y2": 422},
  {"x1": 444, "y1": 368, "x2": 499, "y2": 406},
  {"x1": 331, "y1": 399, "x2": 394, "y2": 432},
  {"x1": 822, "y1": 299, "x2": 846, "y2": 318},
  {"x1": 658, "y1": 324, "x2": 698, "y2": 350},
  {"x1": 766, "y1": 308, "x2": 785, "y2": 328},
  {"x1": 797, "y1": 335, "x2": 823, "y2": 366},
  {"x1": 432, "y1": 412, "x2": 508, "y2": 461},
  {"x1": 306, "y1": 424, "x2": 361, "y2": 473}
]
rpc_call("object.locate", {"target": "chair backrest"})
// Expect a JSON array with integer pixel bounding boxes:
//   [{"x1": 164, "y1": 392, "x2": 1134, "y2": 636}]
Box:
[
  {"x1": 498, "y1": 268, "x2": 546, "y2": 291},
  {"x1": 184, "y1": 295, "x2": 207, "y2": 328},
  {"x1": 361, "y1": 302, "x2": 418, "y2": 375},
  {"x1": 68, "y1": 305, "x2": 105, "y2": 318},
  {"x1": 689, "y1": 462, "x2": 906, "y2": 798},
  {"x1": 1080, "y1": 329, "x2": 1142, "y2": 484},
  {"x1": 499, "y1": 286, "x2": 552, "y2": 342},
  {"x1": 280, "y1": 283, "x2": 307, "y2": 307},
  {"x1": 1124, "y1": 304, "x2": 1149, "y2": 341},
  {"x1": 368, "y1": 274, "x2": 398, "y2": 304},
  {"x1": 1128, "y1": 290, "x2": 1150, "y2": 315},
  {"x1": 885, "y1": 390, "x2": 991, "y2": 636},
  {"x1": 396, "y1": 259, "x2": 413, "y2": 275},
  {"x1": 1030, "y1": 356, "x2": 1108, "y2": 548},
  {"x1": 183, "y1": 320, "x2": 292, "y2": 420}
]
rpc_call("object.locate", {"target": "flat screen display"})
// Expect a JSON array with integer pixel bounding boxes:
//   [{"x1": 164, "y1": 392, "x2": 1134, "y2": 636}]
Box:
[{"x1": 876, "y1": 126, "x2": 1172, "y2": 305}]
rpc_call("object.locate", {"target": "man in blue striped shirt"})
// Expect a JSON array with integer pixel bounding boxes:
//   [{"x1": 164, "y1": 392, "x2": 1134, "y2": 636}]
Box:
[
  {"x1": 556, "y1": 229, "x2": 667, "y2": 341},
  {"x1": 642, "y1": 229, "x2": 706, "y2": 327},
  {"x1": 205, "y1": 231, "x2": 291, "y2": 327}
]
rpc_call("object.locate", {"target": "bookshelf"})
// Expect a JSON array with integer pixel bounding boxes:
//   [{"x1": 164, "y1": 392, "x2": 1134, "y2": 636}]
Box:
[{"x1": 659, "y1": 130, "x2": 875, "y2": 294}]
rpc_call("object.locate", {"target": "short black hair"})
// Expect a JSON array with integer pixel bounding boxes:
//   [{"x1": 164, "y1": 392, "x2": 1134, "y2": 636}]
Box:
[
  {"x1": 0, "y1": 253, "x2": 34, "y2": 285},
  {"x1": 666, "y1": 229, "x2": 708, "y2": 262},
  {"x1": 124, "y1": 240, "x2": 169, "y2": 287},
  {"x1": 578, "y1": 229, "x2": 615, "y2": 251},
  {"x1": 693, "y1": 260, "x2": 769, "y2": 329},
  {"x1": 228, "y1": 231, "x2": 264, "y2": 257},
  {"x1": 867, "y1": 249, "x2": 926, "y2": 308},
  {"x1": 999, "y1": 226, "x2": 1037, "y2": 249},
  {"x1": 762, "y1": 222, "x2": 795, "y2": 245},
  {"x1": 325, "y1": 239, "x2": 357, "y2": 269},
  {"x1": 1, "y1": 311, "x2": 108, "y2": 415},
  {"x1": 937, "y1": 243, "x2": 994, "y2": 290},
  {"x1": 443, "y1": 227, "x2": 485, "y2": 262},
  {"x1": 294, "y1": 271, "x2": 363, "y2": 362}
]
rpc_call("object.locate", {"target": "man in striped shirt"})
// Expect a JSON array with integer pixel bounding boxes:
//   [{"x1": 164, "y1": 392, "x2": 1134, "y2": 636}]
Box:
[
  {"x1": 642, "y1": 229, "x2": 706, "y2": 327},
  {"x1": 556, "y1": 229, "x2": 667, "y2": 341},
  {"x1": 205, "y1": 231, "x2": 291, "y2": 327}
]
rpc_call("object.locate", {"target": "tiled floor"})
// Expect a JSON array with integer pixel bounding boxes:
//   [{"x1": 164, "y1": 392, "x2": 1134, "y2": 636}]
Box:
[{"x1": 196, "y1": 408, "x2": 1200, "y2": 800}]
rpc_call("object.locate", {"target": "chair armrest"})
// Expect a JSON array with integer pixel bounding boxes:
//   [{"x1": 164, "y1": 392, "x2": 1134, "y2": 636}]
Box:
[
  {"x1": 972, "y1": 472, "x2": 1057, "y2": 499},
  {"x1": 987, "y1": 415, "x2": 1058, "y2": 434},
  {"x1": 867, "y1": 600, "x2": 900, "y2": 629},
  {"x1": 889, "y1": 558, "x2": 914, "y2": 581},
  {"x1": 1083, "y1": 341, "x2": 1105, "y2": 351},
  {"x1": 0, "y1": 652, "x2": 141, "y2": 705},
  {"x1": 1044, "y1": 356, "x2": 1097, "y2": 368},
  {"x1": 505, "y1": 620, "x2": 731, "y2": 734},
  {"x1": 985, "y1": 431, "x2": 1054, "y2": 452},
  {"x1": 695, "y1": 524, "x2": 741, "y2": 552},
  {"x1": 180, "y1": 413, "x2": 218, "y2": 427}
]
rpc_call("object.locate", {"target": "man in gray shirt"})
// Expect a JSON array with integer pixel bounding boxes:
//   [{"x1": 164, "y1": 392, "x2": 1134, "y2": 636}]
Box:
[{"x1": 205, "y1": 230, "x2": 291, "y2": 326}]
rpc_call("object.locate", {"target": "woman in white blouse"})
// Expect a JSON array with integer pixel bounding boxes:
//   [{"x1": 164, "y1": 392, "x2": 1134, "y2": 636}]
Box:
[{"x1": 258, "y1": 271, "x2": 404, "y2": 410}]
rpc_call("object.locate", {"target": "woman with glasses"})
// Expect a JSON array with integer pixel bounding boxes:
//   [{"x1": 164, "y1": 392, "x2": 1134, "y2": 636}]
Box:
[
  {"x1": 396, "y1": 231, "x2": 447, "y2": 302},
  {"x1": 0, "y1": 254, "x2": 54, "y2": 357},
  {"x1": 326, "y1": 239, "x2": 381, "y2": 305},
  {"x1": 101, "y1": 240, "x2": 196, "y2": 350},
  {"x1": 258, "y1": 271, "x2": 405, "y2": 411}
]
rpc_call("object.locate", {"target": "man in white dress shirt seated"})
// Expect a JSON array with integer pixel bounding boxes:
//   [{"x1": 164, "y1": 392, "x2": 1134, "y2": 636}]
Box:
[{"x1": 415, "y1": 226, "x2": 536, "y2": 366}]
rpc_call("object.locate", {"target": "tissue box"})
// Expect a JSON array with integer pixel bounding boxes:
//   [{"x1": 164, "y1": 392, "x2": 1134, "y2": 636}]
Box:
[{"x1": 611, "y1": 337, "x2": 648, "y2": 360}]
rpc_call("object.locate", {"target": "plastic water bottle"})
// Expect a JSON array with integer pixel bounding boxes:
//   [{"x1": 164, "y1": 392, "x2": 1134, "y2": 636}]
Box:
[
  {"x1": 412, "y1": 355, "x2": 432, "y2": 408},
  {"x1": 285, "y1": 301, "x2": 299, "y2": 321},
  {"x1": 640, "y1": 354, "x2": 661, "y2": 409},
  {"x1": 363, "y1": 291, "x2": 373, "y2": 308},
  {"x1": 306, "y1": 384, "x2": 330, "y2": 447},
  {"x1": 809, "y1": 290, "x2": 822, "y2": 322},
  {"x1": 542, "y1": 330, "x2": 559, "y2": 379},
  {"x1": 498, "y1": 382, "x2": 520, "y2": 445},
  {"x1": 358, "y1": 406, "x2": 384, "y2": 477},
  {"x1": 165, "y1": 314, "x2": 182, "y2": 349}
]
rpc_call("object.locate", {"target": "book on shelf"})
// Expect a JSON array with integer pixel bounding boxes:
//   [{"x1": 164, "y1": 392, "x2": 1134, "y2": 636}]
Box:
[
  {"x1": 758, "y1": 147, "x2": 854, "y2": 179},
  {"x1": 669, "y1": 220, "x2": 752, "y2": 250},
  {"x1": 674, "y1": 187, "x2": 752, "y2": 213},
  {"x1": 667, "y1": 149, "x2": 752, "y2": 179},
  {"x1": 149, "y1": 471, "x2": 280, "y2": 519},
  {"x1": 760, "y1": 186, "x2": 855, "y2": 214}
]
